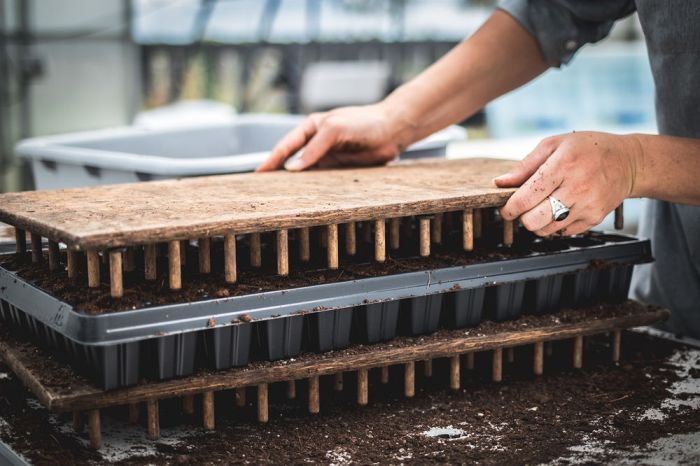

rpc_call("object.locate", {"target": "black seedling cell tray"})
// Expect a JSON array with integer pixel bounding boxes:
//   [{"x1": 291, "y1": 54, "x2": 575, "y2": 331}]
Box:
[
  {"x1": 357, "y1": 302, "x2": 401, "y2": 343},
  {"x1": 524, "y1": 274, "x2": 564, "y2": 315},
  {"x1": 0, "y1": 233, "x2": 652, "y2": 389},
  {"x1": 444, "y1": 288, "x2": 486, "y2": 328}
]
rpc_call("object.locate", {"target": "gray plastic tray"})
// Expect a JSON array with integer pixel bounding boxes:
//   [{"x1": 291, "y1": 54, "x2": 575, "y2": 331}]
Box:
[{"x1": 0, "y1": 234, "x2": 651, "y2": 347}]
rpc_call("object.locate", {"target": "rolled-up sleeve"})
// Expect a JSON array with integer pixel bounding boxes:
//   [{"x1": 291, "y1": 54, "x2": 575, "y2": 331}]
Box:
[{"x1": 498, "y1": 0, "x2": 637, "y2": 66}]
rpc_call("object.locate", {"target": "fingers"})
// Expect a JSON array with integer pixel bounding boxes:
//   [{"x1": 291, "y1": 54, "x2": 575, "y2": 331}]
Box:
[
  {"x1": 256, "y1": 117, "x2": 318, "y2": 172},
  {"x1": 493, "y1": 136, "x2": 562, "y2": 188},
  {"x1": 500, "y1": 153, "x2": 565, "y2": 221},
  {"x1": 284, "y1": 124, "x2": 341, "y2": 171},
  {"x1": 559, "y1": 220, "x2": 590, "y2": 236},
  {"x1": 316, "y1": 151, "x2": 394, "y2": 169},
  {"x1": 519, "y1": 189, "x2": 575, "y2": 233}
]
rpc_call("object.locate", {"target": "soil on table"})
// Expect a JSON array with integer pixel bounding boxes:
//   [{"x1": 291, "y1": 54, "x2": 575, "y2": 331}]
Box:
[
  {"x1": 0, "y1": 331, "x2": 697, "y2": 465},
  {"x1": 0, "y1": 225, "x2": 640, "y2": 314}
]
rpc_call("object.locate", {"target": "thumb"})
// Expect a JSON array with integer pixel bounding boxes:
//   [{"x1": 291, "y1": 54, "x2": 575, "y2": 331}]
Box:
[{"x1": 493, "y1": 136, "x2": 561, "y2": 187}]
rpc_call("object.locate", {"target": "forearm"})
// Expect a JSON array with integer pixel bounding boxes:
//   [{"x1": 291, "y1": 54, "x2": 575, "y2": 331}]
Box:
[
  {"x1": 630, "y1": 134, "x2": 700, "y2": 205},
  {"x1": 381, "y1": 9, "x2": 548, "y2": 147}
]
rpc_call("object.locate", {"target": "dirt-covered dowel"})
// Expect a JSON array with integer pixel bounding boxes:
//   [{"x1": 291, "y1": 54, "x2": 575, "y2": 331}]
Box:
[
  {"x1": 375, "y1": 219, "x2": 386, "y2": 262},
  {"x1": 612, "y1": 330, "x2": 622, "y2": 362},
  {"x1": 48, "y1": 241, "x2": 59, "y2": 271},
  {"x1": 224, "y1": 233, "x2": 237, "y2": 283},
  {"x1": 144, "y1": 243, "x2": 157, "y2": 280},
  {"x1": 534, "y1": 341, "x2": 544, "y2": 375},
  {"x1": 450, "y1": 355, "x2": 460, "y2": 390},
  {"x1": 277, "y1": 229, "x2": 289, "y2": 276},
  {"x1": 168, "y1": 240, "x2": 181, "y2": 290},
  {"x1": 308, "y1": 376, "x2": 320, "y2": 414},
  {"x1": 405, "y1": 361, "x2": 415, "y2": 398},
  {"x1": 14, "y1": 227, "x2": 26, "y2": 255},
  {"x1": 87, "y1": 250, "x2": 100, "y2": 288},
  {"x1": 419, "y1": 217, "x2": 431, "y2": 257},
  {"x1": 257, "y1": 384, "x2": 268, "y2": 423},
  {"x1": 286, "y1": 380, "x2": 296, "y2": 399},
  {"x1": 503, "y1": 219, "x2": 514, "y2": 247},
  {"x1": 198, "y1": 238, "x2": 211, "y2": 274},
  {"x1": 573, "y1": 336, "x2": 583, "y2": 369},
  {"x1": 30, "y1": 233, "x2": 42, "y2": 263},
  {"x1": 109, "y1": 250, "x2": 123, "y2": 298},
  {"x1": 327, "y1": 224, "x2": 339, "y2": 269},
  {"x1": 344, "y1": 222, "x2": 356, "y2": 256},
  {"x1": 357, "y1": 368, "x2": 368, "y2": 406},
  {"x1": 88, "y1": 409, "x2": 101, "y2": 449},
  {"x1": 202, "y1": 391, "x2": 215, "y2": 430},
  {"x1": 463, "y1": 209, "x2": 474, "y2": 251},
  {"x1": 250, "y1": 233, "x2": 262, "y2": 268},
  {"x1": 432, "y1": 213, "x2": 443, "y2": 244},
  {"x1": 492, "y1": 348, "x2": 503, "y2": 382},
  {"x1": 147, "y1": 399, "x2": 160, "y2": 440},
  {"x1": 390, "y1": 218, "x2": 400, "y2": 250}
]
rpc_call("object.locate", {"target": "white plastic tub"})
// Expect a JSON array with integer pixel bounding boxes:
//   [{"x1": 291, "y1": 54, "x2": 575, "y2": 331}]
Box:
[{"x1": 16, "y1": 114, "x2": 466, "y2": 190}]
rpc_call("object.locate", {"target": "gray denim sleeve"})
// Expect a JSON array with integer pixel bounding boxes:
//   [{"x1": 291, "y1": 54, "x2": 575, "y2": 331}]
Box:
[{"x1": 498, "y1": 0, "x2": 637, "y2": 66}]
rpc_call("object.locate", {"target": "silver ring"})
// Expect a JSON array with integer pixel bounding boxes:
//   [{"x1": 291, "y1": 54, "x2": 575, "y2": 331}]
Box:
[{"x1": 549, "y1": 196, "x2": 570, "y2": 222}]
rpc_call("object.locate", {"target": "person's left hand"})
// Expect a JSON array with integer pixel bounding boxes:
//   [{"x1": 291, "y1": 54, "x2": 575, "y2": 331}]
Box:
[{"x1": 494, "y1": 131, "x2": 641, "y2": 236}]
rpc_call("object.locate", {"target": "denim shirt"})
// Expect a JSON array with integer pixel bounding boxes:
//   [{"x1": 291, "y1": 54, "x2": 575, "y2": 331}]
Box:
[{"x1": 499, "y1": 0, "x2": 700, "y2": 338}]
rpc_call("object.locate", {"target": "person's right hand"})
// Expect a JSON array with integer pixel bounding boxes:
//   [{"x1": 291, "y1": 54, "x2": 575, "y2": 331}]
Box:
[{"x1": 256, "y1": 103, "x2": 411, "y2": 172}]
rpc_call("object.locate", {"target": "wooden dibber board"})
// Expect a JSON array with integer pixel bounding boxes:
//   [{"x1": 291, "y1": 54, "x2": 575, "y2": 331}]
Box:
[
  {"x1": 0, "y1": 302, "x2": 668, "y2": 449},
  {"x1": 0, "y1": 158, "x2": 517, "y2": 250}
]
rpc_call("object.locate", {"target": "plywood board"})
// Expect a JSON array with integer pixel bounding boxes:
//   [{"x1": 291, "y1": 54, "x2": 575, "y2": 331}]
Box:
[
  {"x1": 0, "y1": 158, "x2": 517, "y2": 250},
  {"x1": 0, "y1": 302, "x2": 668, "y2": 413}
]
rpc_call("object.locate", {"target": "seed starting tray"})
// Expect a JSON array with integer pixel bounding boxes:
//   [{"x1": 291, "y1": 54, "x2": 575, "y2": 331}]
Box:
[{"x1": 0, "y1": 232, "x2": 650, "y2": 389}]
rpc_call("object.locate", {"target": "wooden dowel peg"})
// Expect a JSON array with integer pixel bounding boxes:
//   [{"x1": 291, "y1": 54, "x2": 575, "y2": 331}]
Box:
[
  {"x1": 168, "y1": 240, "x2": 182, "y2": 290},
  {"x1": 534, "y1": 341, "x2": 544, "y2": 376},
  {"x1": 404, "y1": 361, "x2": 415, "y2": 398},
  {"x1": 67, "y1": 250, "x2": 79, "y2": 279},
  {"x1": 88, "y1": 409, "x2": 101, "y2": 449},
  {"x1": 223, "y1": 234, "x2": 237, "y2": 283},
  {"x1": 463, "y1": 209, "x2": 474, "y2": 251},
  {"x1": 87, "y1": 250, "x2": 100, "y2": 288},
  {"x1": 287, "y1": 380, "x2": 297, "y2": 399},
  {"x1": 423, "y1": 359, "x2": 433, "y2": 378},
  {"x1": 474, "y1": 209, "x2": 482, "y2": 239},
  {"x1": 109, "y1": 250, "x2": 123, "y2": 298},
  {"x1": 573, "y1": 336, "x2": 583, "y2": 369},
  {"x1": 183, "y1": 395, "x2": 194, "y2": 415},
  {"x1": 250, "y1": 233, "x2": 262, "y2": 268},
  {"x1": 334, "y1": 372, "x2": 344, "y2": 392},
  {"x1": 72, "y1": 411, "x2": 84, "y2": 433},
  {"x1": 257, "y1": 384, "x2": 268, "y2": 423},
  {"x1": 198, "y1": 238, "x2": 211, "y2": 274},
  {"x1": 374, "y1": 219, "x2": 386, "y2": 262},
  {"x1": 299, "y1": 227, "x2": 311, "y2": 261},
  {"x1": 465, "y1": 352, "x2": 475, "y2": 370},
  {"x1": 277, "y1": 229, "x2": 289, "y2": 276},
  {"x1": 612, "y1": 330, "x2": 621, "y2": 362},
  {"x1": 450, "y1": 356, "x2": 460, "y2": 391},
  {"x1": 202, "y1": 391, "x2": 215, "y2": 430},
  {"x1": 144, "y1": 244, "x2": 157, "y2": 280},
  {"x1": 14, "y1": 228, "x2": 26, "y2": 255},
  {"x1": 507, "y1": 347, "x2": 515, "y2": 364},
  {"x1": 380, "y1": 366, "x2": 389, "y2": 384},
  {"x1": 124, "y1": 247, "x2": 136, "y2": 272},
  {"x1": 503, "y1": 220, "x2": 514, "y2": 247},
  {"x1": 147, "y1": 399, "x2": 160, "y2": 440},
  {"x1": 492, "y1": 348, "x2": 503, "y2": 382},
  {"x1": 48, "y1": 241, "x2": 59, "y2": 272},
  {"x1": 432, "y1": 213, "x2": 443, "y2": 244},
  {"x1": 30, "y1": 233, "x2": 42, "y2": 263},
  {"x1": 389, "y1": 218, "x2": 400, "y2": 250},
  {"x1": 614, "y1": 204, "x2": 624, "y2": 230},
  {"x1": 357, "y1": 369, "x2": 368, "y2": 405},
  {"x1": 344, "y1": 222, "x2": 356, "y2": 256},
  {"x1": 327, "y1": 224, "x2": 339, "y2": 269},
  {"x1": 235, "y1": 387, "x2": 246, "y2": 407},
  {"x1": 308, "y1": 376, "x2": 320, "y2": 414},
  {"x1": 129, "y1": 402, "x2": 140, "y2": 424},
  {"x1": 419, "y1": 217, "x2": 430, "y2": 257}
]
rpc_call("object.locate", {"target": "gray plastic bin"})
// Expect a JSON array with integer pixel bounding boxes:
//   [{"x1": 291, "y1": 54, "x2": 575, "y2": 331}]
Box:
[{"x1": 16, "y1": 114, "x2": 466, "y2": 190}]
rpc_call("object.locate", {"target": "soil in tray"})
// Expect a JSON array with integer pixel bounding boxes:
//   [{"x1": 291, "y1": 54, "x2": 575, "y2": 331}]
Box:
[
  {"x1": 0, "y1": 218, "x2": 633, "y2": 314},
  {"x1": 0, "y1": 331, "x2": 698, "y2": 465}
]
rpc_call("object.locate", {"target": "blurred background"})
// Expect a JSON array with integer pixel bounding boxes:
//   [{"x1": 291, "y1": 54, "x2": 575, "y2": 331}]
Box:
[{"x1": 0, "y1": 0, "x2": 655, "y2": 229}]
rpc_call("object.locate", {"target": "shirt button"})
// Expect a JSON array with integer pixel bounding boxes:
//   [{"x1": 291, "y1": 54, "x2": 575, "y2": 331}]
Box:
[{"x1": 564, "y1": 39, "x2": 577, "y2": 51}]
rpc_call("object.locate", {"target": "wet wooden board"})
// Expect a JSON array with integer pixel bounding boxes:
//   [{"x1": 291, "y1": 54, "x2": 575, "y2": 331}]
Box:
[
  {"x1": 0, "y1": 302, "x2": 668, "y2": 413},
  {"x1": 0, "y1": 158, "x2": 517, "y2": 250}
]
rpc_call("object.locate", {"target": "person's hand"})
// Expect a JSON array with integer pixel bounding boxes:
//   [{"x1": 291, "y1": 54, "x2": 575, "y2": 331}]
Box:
[
  {"x1": 494, "y1": 131, "x2": 642, "y2": 236},
  {"x1": 256, "y1": 103, "x2": 412, "y2": 172}
]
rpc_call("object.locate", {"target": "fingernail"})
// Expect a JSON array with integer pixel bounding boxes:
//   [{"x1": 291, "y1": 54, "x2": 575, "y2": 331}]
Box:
[
  {"x1": 493, "y1": 173, "x2": 511, "y2": 183},
  {"x1": 285, "y1": 159, "x2": 304, "y2": 171}
]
